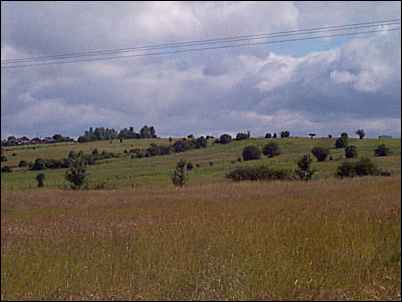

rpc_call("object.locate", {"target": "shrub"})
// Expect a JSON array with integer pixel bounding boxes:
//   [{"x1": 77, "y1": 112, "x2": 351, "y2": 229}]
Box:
[
  {"x1": 0, "y1": 155, "x2": 7, "y2": 162},
  {"x1": 18, "y1": 160, "x2": 28, "y2": 167},
  {"x1": 242, "y1": 145, "x2": 261, "y2": 161},
  {"x1": 195, "y1": 136, "x2": 208, "y2": 148},
  {"x1": 356, "y1": 129, "x2": 365, "y2": 139},
  {"x1": 236, "y1": 132, "x2": 249, "y2": 140},
  {"x1": 374, "y1": 144, "x2": 391, "y2": 157},
  {"x1": 36, "y1": 173, "x2": 45, "y2": 188},
  {"x1": 262, "y1": 142, "x2": 281, "y2": 158},
  {"x1": 328, "y1": 134, "x2": 332, "y2": 139},
  {"x1": 209, "y1": 161, "x2": 214, "y2": 166},
  {"x1": 265, "y1": 133, "x2": 272, "y2": 139},
  {"x1": 295, "y1": 154, "x2": 316, "y2": 181},
  {"x1": 186, "y1": 162, "x2": 194, "y2": 171},
  {"x1": 336, "y1": 158, "x2": 379, "y2": 178},
  {"x1": 341, "y1": 132, "x2": 348, "y2": 139},
  {"x1": 345, "y1": 145, "x2": 358, "y2": 158},
  {"x1": 1, "y1": 166, "x2": 12, "y2": 173},
  {"x1": 92, "y1": 148, "x2": 99, "y2": 156},
  {"x1": 171, "y1": 159, "x2": 187, "y2": 187},
  {"x1": 273, "y1": 133, "x2": 277, "y2": 139},
  {"x1": 12, "y1": 153, "x2": 16, "y2": 156},
  {"x1": 311, "y1": 147, "x2": 329, "y2": 162},
  {"x1": 31, "y1": 158, "x2": 47, "y2": 170},
  {"x1": 237, "y1": 157, "x2": 242, "y2": 162},
  {"x1": 219, "y1": 134, "x2": 232, "y2": 144},
  {"x1": 335, "y1": 137, "x2": 348, "y2": 149},
  {"x1": 226, "y1": 166, "x2": 293, "y2": 181},
  {"x1": 195, "y1": 163, "x2": 200, "y2": 168},
  {"x1": 65, "y1": 158, "x2": 88, "y2": 190}
]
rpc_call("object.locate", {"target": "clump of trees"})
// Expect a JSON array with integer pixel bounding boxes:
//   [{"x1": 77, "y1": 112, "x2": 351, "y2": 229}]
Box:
[
  {"x1": 345, "y1": 145, "x2": 358, "y2": 158},
  {"x1": 280, "y1": 131, "x2": 290, "y2": 138},
  {"x1": 171, "y1": 159, "x2": 187, "y2": 187},
  {"x1": 242, "y1": 145, "x2": 261, "y2": 161},
  {"x1": 78, "y1": 125, "x2": 157, "y2": 143},
  {"x1": 295, "y1": 154, "x2": 316, "y2": 181},
  {"x1": 265, "y1": 133, "x2": 272, "y2": 139},
  {"x1": 374, "y1": 144, "x2": 391, "y2": 157},
  {"x1": 311, "y1": 147, "x2": 330, "y2": 162},
  {"x1": 262, "y1": 142, "x2": 281, "y2": 158}
]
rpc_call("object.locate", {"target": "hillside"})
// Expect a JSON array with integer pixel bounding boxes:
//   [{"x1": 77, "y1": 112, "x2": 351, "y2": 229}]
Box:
[{"x1": 1, "y1": 137, "x2": 400, "y2": 191}]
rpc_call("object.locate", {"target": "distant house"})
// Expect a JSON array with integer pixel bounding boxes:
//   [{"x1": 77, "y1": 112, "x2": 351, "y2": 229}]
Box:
[{"x1": 379, "y1": 135, "x2": 392, "y2": 139}]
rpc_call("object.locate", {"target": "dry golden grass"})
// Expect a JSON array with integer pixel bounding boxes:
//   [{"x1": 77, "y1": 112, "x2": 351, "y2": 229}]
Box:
[{"x1": 1, "y1": 176, "x2": 401, "y2": 300}]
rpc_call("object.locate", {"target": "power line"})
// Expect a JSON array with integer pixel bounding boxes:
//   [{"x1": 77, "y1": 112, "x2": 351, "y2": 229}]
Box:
[
  {"x1": 2, "y1": 18, "x2": 400, "y2": 65},
  {"x1": 2, "y1": 26, "x2": 400, "y2": 69}
]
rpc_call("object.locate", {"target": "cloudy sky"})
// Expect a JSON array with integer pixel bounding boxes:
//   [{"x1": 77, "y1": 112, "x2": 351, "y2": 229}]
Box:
[{"x1": 1, "y1": 1, "x2": 401, "y2": 138}]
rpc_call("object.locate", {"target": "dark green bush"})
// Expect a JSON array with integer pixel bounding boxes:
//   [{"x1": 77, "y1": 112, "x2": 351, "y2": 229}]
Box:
[
  {"x1": 336, "y1": 158, "x2": 379, "y2": 178},
  {"x1": 31, "y1": 158, "x2": 47, "y2": 170},
  {"x1": 345, "y1": 145, "x2": 358, "y2": 158},
  {"x1": 186, "y1": 162, "x2": 194, "y2": 171},
  {"x1": 262, "y1": 142, "x2": 281, "y2": 158},
  {"x1": 18, "y1": 160, "x2": 28, "y2": 167},
  {"x1": 226, "y1": 166, "x2": 293, "y2": 181},
  {"x1": 65, "y1": 159, "x2": 88, "y2": 190},
  {"x1": 1, "y1": 166, "x2": 12, "y2": 173},
  {"x1": 295, "y1": 154, "x2": 316, "y2": 181},
  {"x1": 374, "y1": 144, "x2": 391, "y2": 157},
  {"x1": 0, "y1": 155, "x2": 7, "y2": 162},
  {"x1": 265, "y1": 133, "x2": 272, "y2": 139},
  {"x1": 311, "y1": 147, "x2": 330, "y2": 162},
  {"x1": 171, "y1": 159, "x2": 187, "y2": 187},
  {"x1": 219, "y1": 134, "x2": 232, "y2": 144},
  {"x1": 36, "y1": 173, "x2": 45, "y2": 188},
  {"x1": 335, "y1": 137, "x2": 348, "y2": 148},
  {"x1": 242, "y1": 145, "x2": 261, "y2": 161}
]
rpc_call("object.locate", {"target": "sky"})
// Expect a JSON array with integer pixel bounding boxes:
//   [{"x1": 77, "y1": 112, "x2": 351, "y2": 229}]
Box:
[{"x1": 1, "y1": 1, "x2": 401, "y2": 139}]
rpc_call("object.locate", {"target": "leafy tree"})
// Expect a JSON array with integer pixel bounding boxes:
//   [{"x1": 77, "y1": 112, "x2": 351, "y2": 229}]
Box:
[
  {"x1": 36, "y1": 173, "x2": 45, "y2": 188},
  {"x1": 273, "y1": 133, "x2": 277, "y2": 139},
  {"x1": 295, "y1": 154, "x2": 316, "y2": 181},
  {"x1": 262, "y1": 142, "x2": 281, "y2": 158},
  {"x1": 171, "y1": 159, "x2": 187, "y2": 187},
  {"x1": 311, "y1": 147, "x2": 330, "y2": 162},
  {"x1": 265, "y1": 133, "x2": 272, "y2": 139},
  {"x1": 328, "y1": 134, "x2": 332, "y2": 139},
  {"x1": 374, "y1": 144, "x2": 391, "y2": 157},
  {"x1": 345, "y1": 145, "x2": 358, "y2": 158},
  {"x1": 308, "y1": 133, "x2": 316, "y2": 139},
  {"x1": 242, "y1": 145, "x2": 261, "y2": 161},
  {"x1": 356, "y1": 129, "x2": 366, "y2": 139},
  {"x1": 219, "y1": 134, "x2": 232, "y2": 144},
  {"x1": 340, "y1": 132, "x2": 348, "y2": 139},
  {"x1": 65, "y1": 158, "x2": 88, "y2": 190}
]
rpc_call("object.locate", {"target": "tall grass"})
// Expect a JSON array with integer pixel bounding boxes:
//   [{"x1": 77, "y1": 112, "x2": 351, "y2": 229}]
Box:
[{"x1": 2, "y1": 176, "x2": 400, "y2": 300}]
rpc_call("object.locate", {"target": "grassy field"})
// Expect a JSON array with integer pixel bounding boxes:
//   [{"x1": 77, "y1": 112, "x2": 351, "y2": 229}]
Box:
[
  {"x1": 1, "y1": 137, "x2": 401, "y2": 300},
  {"x1": 1, "y1": 137, "x2": 400, "y2": 190},
  {"x1": 1, "y1": 176, "x2": 400, "y2": 300}
]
